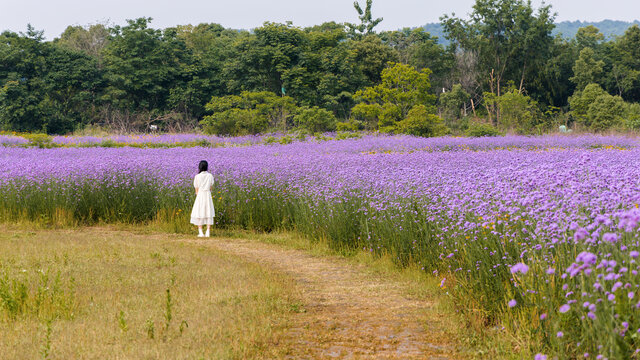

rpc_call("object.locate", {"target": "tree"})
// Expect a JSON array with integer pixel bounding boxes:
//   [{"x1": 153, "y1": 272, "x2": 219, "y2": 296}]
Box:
[
  {"x1": 609, "y1": 25, "x2": 640, "y2": 101},
  {"x1": 346, "y1": 0, "x2": 383, "y2": 38},
  {"x1": 349, "y1": 35, "x2": 398, "y2": 85},
  {"x1": 537, "y1": 36, "x2": 578, "y2": 107},
  {"x1": 0, "y1": 28, "x2": 103, "y2": 133},
  {"x1": 56, "y1": 23, "x2": 110, "y2": 61},
  {"x1": 439, "y1": 84, "x2": 470, "y2": 124},
  {"x1": 223, "y1": 22, "x2": 306, "y2": 96},
  {"x1": 441, "y1": 0, "x2": 555, "y2": 101},
  {"x1": 355, "y1": 62, "x2": 435, "y2": 117},
  {"x1": 352, "y1": 62, "x2": 442, "y2": 134},
  {"x1": 574, "y1": 26, "x2": 605, "y2": 51},
  {"x1": 570, "y1": 47, "x2": 604, "y2": 91},
  {"x1": 379, "y1": 28, "x2": 454, "y2": 90},
  {"x1": 101, "y1": 18, "x2": 194, "y2": 120}
]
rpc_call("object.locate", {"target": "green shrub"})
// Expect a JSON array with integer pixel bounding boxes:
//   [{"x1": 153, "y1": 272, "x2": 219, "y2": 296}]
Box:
[
  {"x1": 263, "y1": 136, "x2": 277, "y2": 145},
  {"x1": 465, "y1": 122, "x2": 503, "y2": 137},
  {"x1": 395, "y1": 105, "x2": 449, "y2": 137},
  {"x1": 22, "y1": 134, "x2": 56, "y2": 148},
  {"x1": 625, "y1": 103, "x2": 640, "y2": 130},
  {"x1": 335, "y1": 131, "x2": 362, "y2": 140},
  {"x1": 294, "y1": 107, "x2": 337, "y2": 133},
  {"x1": 278, "y1": 135, "x2": 293, "y2": 145},
  {"x1": 100, "y1": 139, "x2": 121, "y2": 148},
  {"x1": 336, "y1": 119, "x2": 362, "y2": 131},
  {"x1": 295, "y1": 132, "x2": 307, "y2": 141},
  {"x1": 313, "y1": 133, "x2": 333, "y2": 141},
  {"x1": 569, "y1": 83, "x2": 626, "y2": 131},
  {"x1": 201, "y1": 91, "x2": 297, "y2": 135}
]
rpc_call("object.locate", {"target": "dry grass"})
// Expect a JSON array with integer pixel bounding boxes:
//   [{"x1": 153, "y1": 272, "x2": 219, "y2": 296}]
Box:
[
  {"x1": 206, "y1": 229, "x2": 521, "y2": 359},
  {"x1": 0, "y1": 226, "x2": 298, "y2": 359}
]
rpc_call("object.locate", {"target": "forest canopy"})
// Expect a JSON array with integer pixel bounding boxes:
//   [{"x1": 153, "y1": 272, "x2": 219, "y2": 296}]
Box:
[{"x1": 2, "y1": 0, "x2": 640, "y2": 135}]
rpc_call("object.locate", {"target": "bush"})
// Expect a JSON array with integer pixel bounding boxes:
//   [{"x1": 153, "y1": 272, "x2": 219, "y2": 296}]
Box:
[
  {"x1": 335, "y1": 131, "x2": 362, "y2": 140},
  {"x1": 294, "y1": 107, "x2": 337, "y2": 133},
  {"x1": 350, "y1": 103, "x2": 381, "y2": 130},
  {"x1": 569, "y1": 83, "x2": 626, "y2": 131},
  {"x1": 22, "y1": 133, "x2": 56, "y2": 148},
  {"x1": 465, "y1": 122, "x2": 503, "y2": 137},
  {"x1": 99, "y1": 139, "x2": 121, "y2": 148},
  {"x1": 395, "y1": 105, "x2": 449, "y2": 137},
  {"x1": 336, "y1": 119, "x2": 362, "y2": 131},
  {"x1": 495, "y1": 89, "x2": 543, "y2": 133},
  {"x1": 625, "y1": 103, "x2": 640, "y2": 130},
  {"x1": 201, "y1": 92, "x2": 296, "y2": 135},
  {"x1": 587, "y1": 94, "x2": 625, "y2": 131}
]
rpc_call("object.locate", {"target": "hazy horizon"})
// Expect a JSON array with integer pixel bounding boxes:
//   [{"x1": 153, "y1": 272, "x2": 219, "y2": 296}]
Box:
[{"x1": 1, "y1": 0, "x2": 639, "y2": 39}]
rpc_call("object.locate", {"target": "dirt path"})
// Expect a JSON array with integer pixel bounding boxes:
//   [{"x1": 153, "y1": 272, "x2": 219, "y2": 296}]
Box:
[{"x1": 187, "y1": 237, "x2": 460, "y2": 359}]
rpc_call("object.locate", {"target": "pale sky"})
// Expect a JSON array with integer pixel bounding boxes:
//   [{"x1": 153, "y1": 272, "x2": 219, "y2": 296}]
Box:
[{"x1": 1, "y1": 0, "x2": 639, "y2": 39}]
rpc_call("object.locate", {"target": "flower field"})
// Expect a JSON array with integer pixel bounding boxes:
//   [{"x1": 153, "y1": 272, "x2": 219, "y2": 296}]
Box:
[{"x1": 2, "y1": 134, "x2": 640, "y2": 358}]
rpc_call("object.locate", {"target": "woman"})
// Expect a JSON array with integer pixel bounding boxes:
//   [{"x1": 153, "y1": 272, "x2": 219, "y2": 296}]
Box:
[{"x1": 190, "y1": 160, "x2": 215, "y2": 237}]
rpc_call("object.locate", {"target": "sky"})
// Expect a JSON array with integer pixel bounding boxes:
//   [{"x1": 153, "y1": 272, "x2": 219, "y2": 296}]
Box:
[{"x1": 1, "y1": 0, "x2": 639, "y2": 39}]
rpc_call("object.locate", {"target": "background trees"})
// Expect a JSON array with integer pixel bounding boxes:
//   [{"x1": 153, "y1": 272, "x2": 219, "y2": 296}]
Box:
[{"x1": 2, "y1": 1, "x2": 640, "y2": 135}]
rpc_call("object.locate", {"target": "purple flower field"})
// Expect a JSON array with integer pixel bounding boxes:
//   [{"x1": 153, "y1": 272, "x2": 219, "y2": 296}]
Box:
[{"x1": 1, "y1": 134, "x2": 640, "y2": 357}]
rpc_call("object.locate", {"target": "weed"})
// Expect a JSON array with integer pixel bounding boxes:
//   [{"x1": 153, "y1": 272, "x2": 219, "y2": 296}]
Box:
[
  {"x1": 145, "y1": 318, "x2": 155, "y2": 339},
  {"x1": 117, "y1": 310, "x2": 128, "y2": 333},
  {"x1": 40, "y1": 320, "x2": 52, "y2": 359}
]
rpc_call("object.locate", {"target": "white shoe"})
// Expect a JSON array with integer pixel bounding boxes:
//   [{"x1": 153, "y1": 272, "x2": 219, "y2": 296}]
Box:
[
  {"x1": 205, "y1": 230, "x2": 210, "y2": 238},
  {"x1": 198, "y1": 232, "x2": 204, "y2": 238}
]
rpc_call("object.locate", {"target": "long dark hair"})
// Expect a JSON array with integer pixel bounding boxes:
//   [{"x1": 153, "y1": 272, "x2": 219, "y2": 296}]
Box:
[{"x1": 198, "y1": 160, "x2": 208, "y2": 173}]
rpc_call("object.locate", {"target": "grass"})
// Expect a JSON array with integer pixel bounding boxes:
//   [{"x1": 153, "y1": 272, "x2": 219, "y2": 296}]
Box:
[
  {"x1": 0, "y1": 225, "x2": 299, "y2": 359},
  {"x1": 162, "y1": 226, "x2": 525, "y2": 359}
]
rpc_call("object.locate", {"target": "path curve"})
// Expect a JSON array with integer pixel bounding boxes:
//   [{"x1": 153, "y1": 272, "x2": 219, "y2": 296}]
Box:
[{"x1": 186, "y1": 237, "x2": 459, "y2": 359}]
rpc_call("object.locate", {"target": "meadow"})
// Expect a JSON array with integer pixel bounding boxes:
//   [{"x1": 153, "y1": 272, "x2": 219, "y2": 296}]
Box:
[
  {"x1": 2, "y1": 133, "x2": 640, "y2": 359},
  {"x1": 0, "y1": 226, "x2": 298, "y2": 359}
]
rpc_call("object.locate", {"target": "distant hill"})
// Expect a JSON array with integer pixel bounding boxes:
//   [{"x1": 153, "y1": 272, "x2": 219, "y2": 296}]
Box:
[{"x1": 422, "y1": 20, "x2": 640, "y2": 46}]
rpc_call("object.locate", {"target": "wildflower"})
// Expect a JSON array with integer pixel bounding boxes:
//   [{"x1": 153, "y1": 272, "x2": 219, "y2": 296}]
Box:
[
  {"x1": 510, "y1": 263, "x2": 529, "y2": 274},
  {"x1": 540, "y1": 313, "x2": 547, "y2": 320},
  {"x1": 603, "y1": 233, "x2": 619, "y2": 243},
  {"x1": 534, "y1": 354, "x2": 548, "y2": 360},
  {"x1": 559, "y1": 304, "x2": 570, "y2": 313},
  {"x1": 508, "y1": 299, "x2": 517, "y2": 308},
  {"x1": 439, "y1": 278, "x2": 446, "y2": 288},
  {"x1": 557, "y1": 331, "x2": 564, "y2": 337},
  {"x1": 576, "y1": 251, "x2": 597, "y2": 265}
]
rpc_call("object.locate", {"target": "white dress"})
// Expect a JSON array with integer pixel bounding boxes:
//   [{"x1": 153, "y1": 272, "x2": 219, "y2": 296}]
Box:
[{"x1": 190, "y1": 171, "x2": 215, "y2": 225}]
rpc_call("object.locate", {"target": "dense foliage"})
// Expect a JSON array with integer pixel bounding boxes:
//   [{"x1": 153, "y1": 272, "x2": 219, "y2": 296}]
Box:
[{"x1": 3, "y1": 1, "x2": 640, "y2": 136}]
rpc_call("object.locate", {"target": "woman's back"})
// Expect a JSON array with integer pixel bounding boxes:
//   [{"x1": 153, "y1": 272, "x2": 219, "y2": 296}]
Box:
[{"x1": 194, "y1": 172, "x2": 214, "y2": 192}]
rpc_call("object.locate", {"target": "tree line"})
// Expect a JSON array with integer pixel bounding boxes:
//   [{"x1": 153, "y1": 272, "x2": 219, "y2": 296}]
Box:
[{"x1": 1, "y1": 0, "x2": 640, "y2": 135}]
